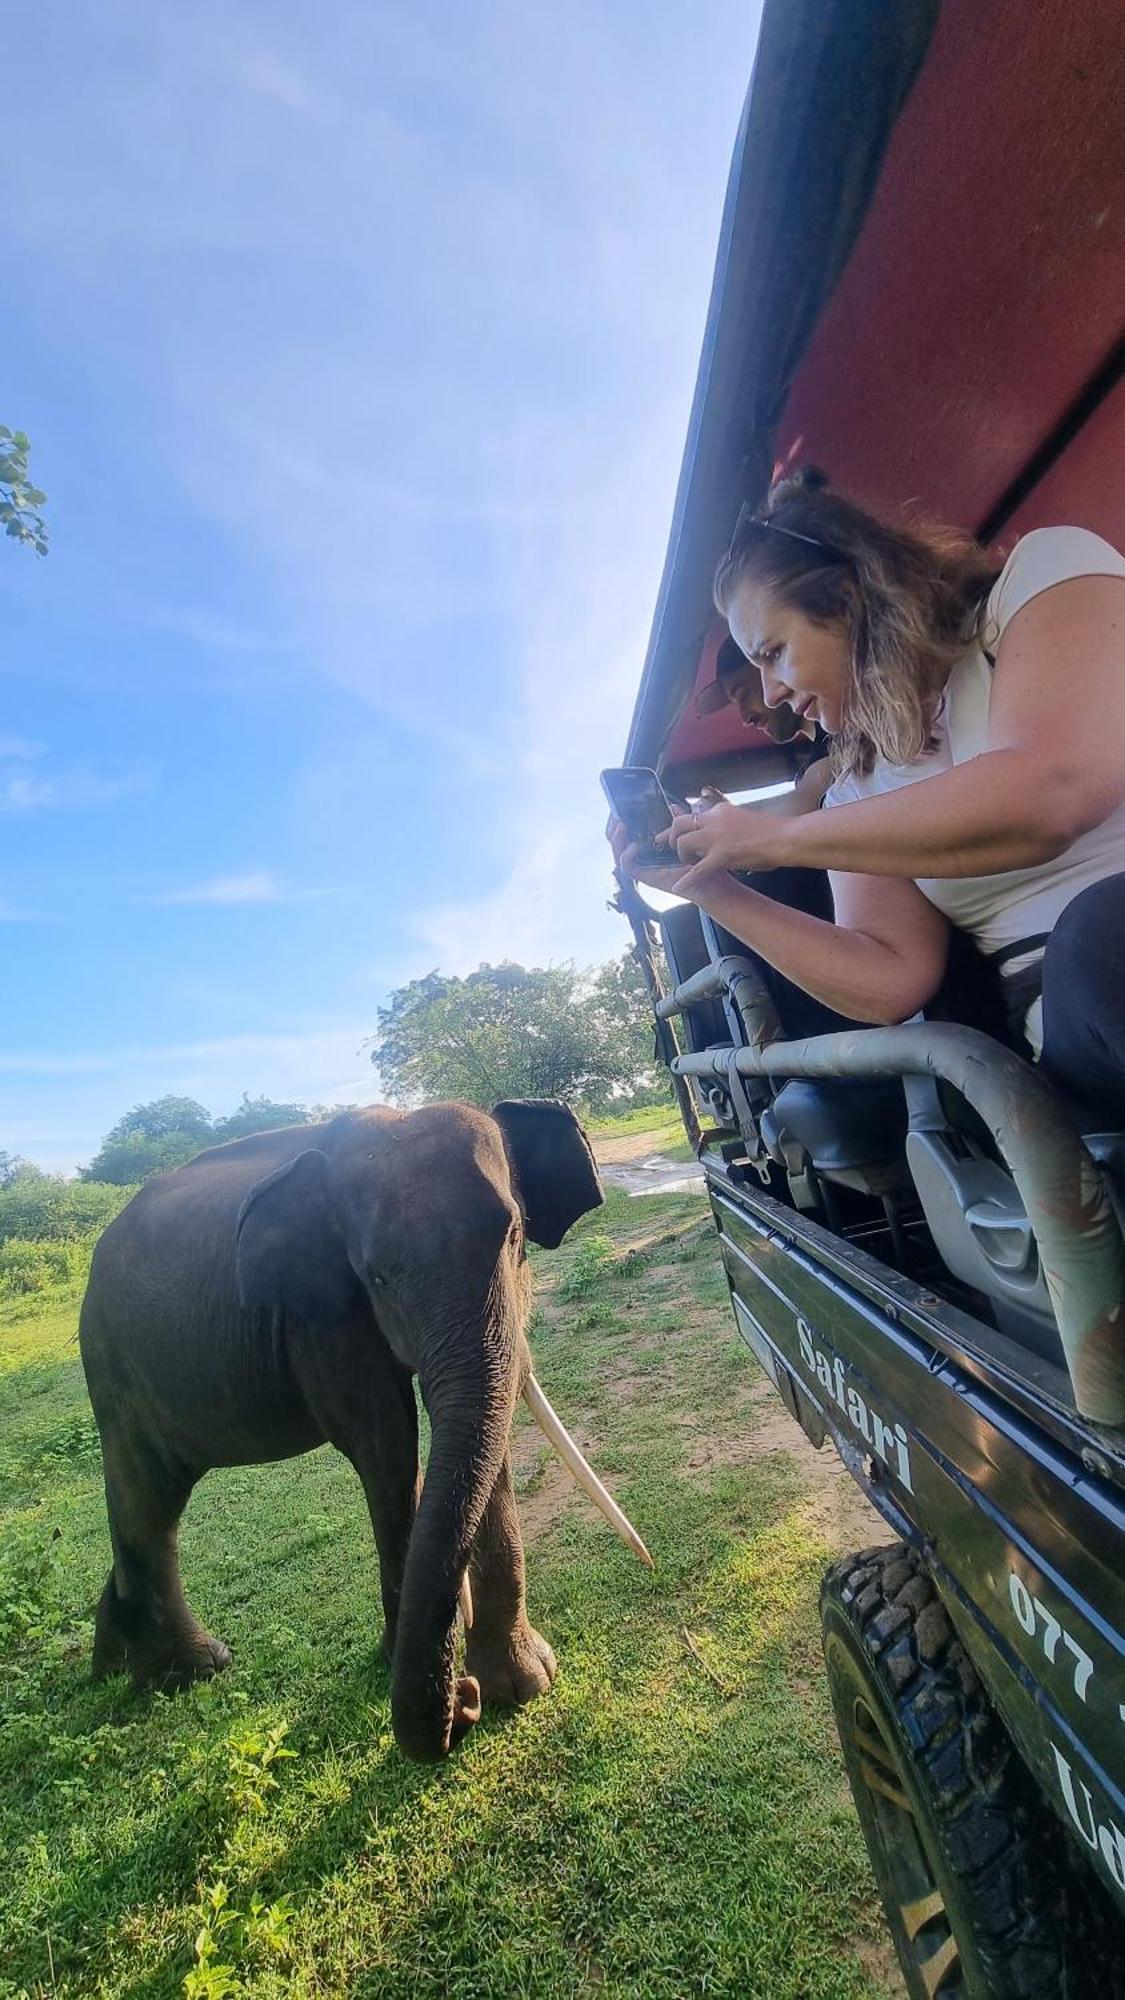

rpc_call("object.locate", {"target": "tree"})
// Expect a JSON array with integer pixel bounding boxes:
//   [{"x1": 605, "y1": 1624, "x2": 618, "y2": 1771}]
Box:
[
  {"x1": 110, "y1": 1095, "x2": 213, "y2": 1142},
  {"x1": 0, "y1": 427, "x2": 48, "y2": 555},
  {"x1": 0, "y1": 1151, "x2": 46, "y2": 1189},
  {"x1": 367, "y1": 955, "x2": 668, "y2": 1115},
  {"x1": 80, "y1": 1092, "x2": 320, "y2": 1184},
  {"x1": 584, "y1": 952, "x2": 667, "y2": 1110},
  {"x1": 81, "y1": 1095, "x2": 214, "y2": 1184},
  {"x1": 81, "y1": 1127, "x2": 206, "y2": 1186},
  {"x1": 211, "y1": 1094, "x2": 314, "y2": 1142}
]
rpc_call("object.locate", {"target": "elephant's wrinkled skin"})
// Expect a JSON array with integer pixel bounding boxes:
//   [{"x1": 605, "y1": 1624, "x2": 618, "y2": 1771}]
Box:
[{"x1": 79, "y1": 1098, "x2": 604, "y2": 1760}]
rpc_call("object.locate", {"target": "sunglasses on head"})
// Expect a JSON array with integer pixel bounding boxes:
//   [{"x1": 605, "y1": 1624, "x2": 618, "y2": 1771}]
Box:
[{"x1": 725, "y1": 500, "x2": 843, "y2": 564}]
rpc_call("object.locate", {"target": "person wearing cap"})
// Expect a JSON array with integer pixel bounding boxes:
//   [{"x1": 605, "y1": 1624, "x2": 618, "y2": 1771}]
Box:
[
  {"x1": 696, "y1": 631, "x2": 835, "y2": 814},
  {"x1": 622, "y1": 469, "x2": 1125, "y2": 1126}
]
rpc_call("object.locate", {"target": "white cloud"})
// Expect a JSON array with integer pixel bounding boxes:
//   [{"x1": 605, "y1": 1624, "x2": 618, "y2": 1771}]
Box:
[
  {"x1": 0, "y1": 1022, "x2": 373, "y2": 1080},
  {"x1": 408, "y1": 398, "x2": 690, "y2": 975},
  {"x1": 2, "y1": 1022, "x2": 381, "y2": 1174},
  {"x1": 143, "y1": 606, "x2": 297, "y2": 655},
  {"x1": 0, "y1": 764, "x2": 149, "y2": 811},
  {"x1": 141, "y1": 869, "x2": 342, "y2": 907},
  {"x1": 0, "y1": 0, "x2": 762, "y2": 1191}
]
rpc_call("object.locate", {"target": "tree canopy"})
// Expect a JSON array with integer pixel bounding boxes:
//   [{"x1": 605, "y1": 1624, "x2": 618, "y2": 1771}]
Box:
[
  {"x1": 367, "y1": 954, "x2": 665, "y2": 1114},
  {"x1": 80, "y1": 1093, "x2": 317, "y2": 1184},
  {"x1": 1, "y1": 427, "x2": 48, "y2": 555}
]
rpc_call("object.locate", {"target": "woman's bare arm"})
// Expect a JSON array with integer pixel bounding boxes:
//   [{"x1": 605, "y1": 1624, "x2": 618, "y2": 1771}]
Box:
[{"x1": 672, "y1": 867, "x2": 950, "y2": 1024}]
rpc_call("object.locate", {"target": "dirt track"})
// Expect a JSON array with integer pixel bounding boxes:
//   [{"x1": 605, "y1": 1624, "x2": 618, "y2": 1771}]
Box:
[{"x1": 591, "y1": 1122, "x2": 706, "y2": 1197}]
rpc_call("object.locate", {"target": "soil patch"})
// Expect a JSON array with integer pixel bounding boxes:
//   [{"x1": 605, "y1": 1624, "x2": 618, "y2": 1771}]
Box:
[
  {"x1": 514, "y1": 1454, "x2": 584, "y2": 1542},
  {"x1": 601, "y1": 1156, "x2": 706, "y2": 1197},
  {"x1": 747, "y1": 1405, "x2": 884, "y2": 1550},
  {"x1": 853, "y1": 1934, "x2": 909, "y2": 1998},
  {"x1": 592, "y1": 1126, "x2": 684, "y2": 1167}
]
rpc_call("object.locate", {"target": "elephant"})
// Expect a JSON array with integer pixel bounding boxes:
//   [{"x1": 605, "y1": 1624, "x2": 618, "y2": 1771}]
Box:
[{"x1": 78, "y1": 1098, "x2": 652, "y2": 1761}]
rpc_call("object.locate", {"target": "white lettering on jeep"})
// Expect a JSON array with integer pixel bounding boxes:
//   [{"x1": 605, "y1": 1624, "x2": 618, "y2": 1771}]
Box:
[
  {"x1": 796, "y1": 1317, "x2": 913, "y2": 1492},
  {"x1": 1051, "y1": 1744, "x2": 1125, "y2": 1892},
  {"x1": 1007, "y1": 1571, "x2": 1095, "y2": 1701}
]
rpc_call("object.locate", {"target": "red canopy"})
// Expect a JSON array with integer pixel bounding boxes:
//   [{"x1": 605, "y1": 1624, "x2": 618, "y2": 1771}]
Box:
[{"x1": 631, "y1": 0, "x2": 1125, "y2": 788}]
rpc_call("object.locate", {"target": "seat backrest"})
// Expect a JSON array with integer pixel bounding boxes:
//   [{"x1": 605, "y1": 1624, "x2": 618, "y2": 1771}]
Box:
[{"x1": 658, "y1": 903, "x2": 732, "y2": 1053}]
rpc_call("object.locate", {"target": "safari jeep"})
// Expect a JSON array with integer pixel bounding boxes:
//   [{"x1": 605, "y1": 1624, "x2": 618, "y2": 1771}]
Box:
[{"x1": 611, "y1": 2, "x2": 1125, "y2": 1993}]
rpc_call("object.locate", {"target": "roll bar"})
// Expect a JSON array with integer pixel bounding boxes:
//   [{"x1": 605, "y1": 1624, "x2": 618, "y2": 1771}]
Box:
[{"x1": 661, "y1": 957, "x2": 1125, "y2": 1426}]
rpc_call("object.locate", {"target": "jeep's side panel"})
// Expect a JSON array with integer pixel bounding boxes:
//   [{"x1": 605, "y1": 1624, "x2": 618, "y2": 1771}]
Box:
[{"x1": 709, "y1": 1173, "x2": 1125, "y2": 1911}]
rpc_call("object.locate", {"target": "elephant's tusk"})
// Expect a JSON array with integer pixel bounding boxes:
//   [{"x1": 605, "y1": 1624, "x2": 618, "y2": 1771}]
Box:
[
  {"x1": 459, "y1": 1574, "x2": 474, "y2": 1630},
  {"x1": 522, "y1": 1374, "x2": 654, "y2": 1569}
]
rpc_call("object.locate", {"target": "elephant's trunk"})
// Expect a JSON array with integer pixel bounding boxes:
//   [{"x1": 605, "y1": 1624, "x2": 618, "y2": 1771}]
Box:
[{"x1": 391, "y1": 1319, "x2": 515, "y2": 1762}]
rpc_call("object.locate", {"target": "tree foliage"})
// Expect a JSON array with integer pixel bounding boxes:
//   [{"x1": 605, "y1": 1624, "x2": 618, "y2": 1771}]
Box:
[
  {"x1": 212, "y1": 1093, "x2": 313, "y2": 1142},
  {"x1": 79, "y1": 1093, "x2": 317, "y2": 1184},
  {"x1": 0, "y1": 426, "x2": 48, "y2": 556},
  {"x1": 367, "y1": 954, "x2": 665, "y2": 1114},
  {"x1": 0, "y1": 1175, "x2": 133, "y2": 1245}
]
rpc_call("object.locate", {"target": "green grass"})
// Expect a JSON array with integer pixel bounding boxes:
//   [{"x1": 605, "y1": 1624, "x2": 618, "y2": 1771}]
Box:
[
  {"x1": 0, "y1": 1190, "x2": 894, "y2": 1999},
  {"x1": 584, "y1": 1103, "x2": 679, "y2": 1139}
]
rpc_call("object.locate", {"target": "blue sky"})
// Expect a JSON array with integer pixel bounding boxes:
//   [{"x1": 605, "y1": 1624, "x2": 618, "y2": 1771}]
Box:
[{"x1": 2, "y1": 1, "x2": 759, "y2": 1172}]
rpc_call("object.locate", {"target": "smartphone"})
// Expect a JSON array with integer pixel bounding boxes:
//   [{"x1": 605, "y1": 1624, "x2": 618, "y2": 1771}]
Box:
[{"x1": 600, "y1": 766, "x2": 683, "y2": 867}]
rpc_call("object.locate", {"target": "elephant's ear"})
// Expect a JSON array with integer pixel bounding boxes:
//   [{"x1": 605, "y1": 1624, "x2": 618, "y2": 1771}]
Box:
[
  {"x1": 236, "y1": 1149, "x2": 361, "y2": 1323},
  {"x1": 491, "y1": 1100, "x2": 605, "y2": 1250}
]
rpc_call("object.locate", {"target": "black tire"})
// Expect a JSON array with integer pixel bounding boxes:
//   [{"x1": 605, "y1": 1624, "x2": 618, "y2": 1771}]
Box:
[{"x1": 821, "y1": 1542, "x2": 1095, "y2": 2000}]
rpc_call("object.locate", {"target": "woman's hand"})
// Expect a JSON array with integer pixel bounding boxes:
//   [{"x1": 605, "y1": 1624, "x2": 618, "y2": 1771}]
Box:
[
  {"x1": 665, "y1": 799, "x2": 789, "y2": 882},
  {"x1": 609, "y1": 816, "x2": 698, "y2": 896}
]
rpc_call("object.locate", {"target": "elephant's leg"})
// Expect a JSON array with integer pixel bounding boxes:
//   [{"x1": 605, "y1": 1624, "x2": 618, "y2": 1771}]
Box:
[
  {"x1": 465, "y1": 1451, "x2": 556, "y2": 1708},
  {"x1": 94, "y1": 1431, "x2": 230, "y2": 1690},
  {"x1": 322, "y1": 1353, "x2": 421, "y2": 1665}
]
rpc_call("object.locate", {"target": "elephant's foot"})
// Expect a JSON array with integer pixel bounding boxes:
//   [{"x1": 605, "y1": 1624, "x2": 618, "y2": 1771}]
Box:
[
  {"x1": 140, "y1": 1633, "x2": 232, "y2": 1692},
  {"x1": 92, "y1": 1570, "x2": 230, "y2": 1691},
  {"x1": 92, "y1": 1579, "x2": 130, "y2": 1679},
  {"x1": 466, "y1": 1620, "x2": 557, "y2": 1708}
]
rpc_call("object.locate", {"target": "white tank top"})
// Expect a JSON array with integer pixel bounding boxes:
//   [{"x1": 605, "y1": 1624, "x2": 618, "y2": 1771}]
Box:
[{"x1": 823, "y1": 527, "x2": 1125, "y2": 1052}]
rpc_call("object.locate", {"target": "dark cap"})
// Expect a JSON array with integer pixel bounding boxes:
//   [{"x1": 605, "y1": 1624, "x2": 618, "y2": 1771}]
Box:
[
  {"x1": 695, "y1": 634, "x2": 816, "y2": 744},
  {"x1": 695, "y1": 635, "x2": 749, "y2": 715}
]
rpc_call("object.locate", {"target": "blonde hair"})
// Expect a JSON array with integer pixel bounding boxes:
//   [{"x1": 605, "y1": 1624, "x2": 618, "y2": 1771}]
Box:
[{"x1": 713, "y1": 470, "x2": 1002, "y2": 778}]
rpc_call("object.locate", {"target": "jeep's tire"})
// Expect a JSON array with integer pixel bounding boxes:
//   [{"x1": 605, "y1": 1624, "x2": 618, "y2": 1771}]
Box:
[{"x1": 821, "y1": 1542, "x2": 1079, "y2": 2000}]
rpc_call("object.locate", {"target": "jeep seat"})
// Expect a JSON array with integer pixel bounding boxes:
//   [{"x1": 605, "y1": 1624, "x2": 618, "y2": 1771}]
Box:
[{"x1": 764, "y1": 1077, "x2": 908, "y2": 1194}]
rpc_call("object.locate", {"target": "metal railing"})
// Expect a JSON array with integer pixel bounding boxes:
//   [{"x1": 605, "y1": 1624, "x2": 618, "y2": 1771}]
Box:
[{"x1": 655, "y1": 951, "x2": 1125, "y2": 1426}]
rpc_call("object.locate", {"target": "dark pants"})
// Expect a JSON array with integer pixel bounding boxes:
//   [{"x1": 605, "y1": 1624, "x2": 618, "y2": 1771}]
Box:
[
  {"x1": 1041, "y1": 873, "x2": 1125, "y2": 1132},
  {"x1": 730, "y1": 867, "x2": 1125, "y2": 1134}
]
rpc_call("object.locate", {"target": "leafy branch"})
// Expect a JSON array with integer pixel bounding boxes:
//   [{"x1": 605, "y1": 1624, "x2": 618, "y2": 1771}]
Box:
[{"x1": 0, "y1": 426, "x2": 49, "y2": 555}]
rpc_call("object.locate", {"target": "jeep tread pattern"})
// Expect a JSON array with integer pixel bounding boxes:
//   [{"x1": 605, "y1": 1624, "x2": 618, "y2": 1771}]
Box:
[{"x1": 821, "y1": 1541, "x2": 1103, "y2": 1999}]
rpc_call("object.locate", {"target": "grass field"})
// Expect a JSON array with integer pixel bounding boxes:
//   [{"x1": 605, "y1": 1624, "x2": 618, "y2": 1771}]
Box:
[{"x1": 0, "y1": 1177, "x2": 898, "y2": 1999}]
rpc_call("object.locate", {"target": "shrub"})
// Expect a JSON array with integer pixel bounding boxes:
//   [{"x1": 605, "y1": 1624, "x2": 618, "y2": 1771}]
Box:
[
  {"x1": 557, "y1": 1234, "x2": 615, "y2": 1300},
  {"x1": 0, "y1": 1238, "x2": 97, "y2": 1297},
  {"x1": 0, "y1": 1176, "x2": 134, "y2": 1246}
]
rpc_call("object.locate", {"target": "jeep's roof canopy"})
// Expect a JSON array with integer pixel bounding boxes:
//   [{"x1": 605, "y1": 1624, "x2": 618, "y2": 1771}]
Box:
[{"x1": 627, "y1": 0, "x2": 1125, "y2": 792}]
